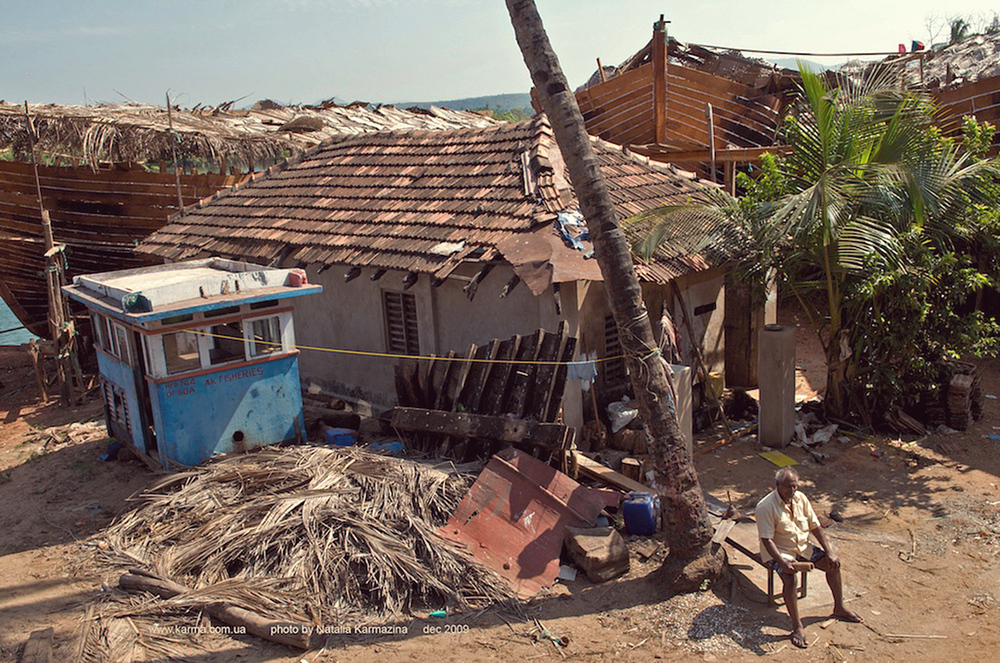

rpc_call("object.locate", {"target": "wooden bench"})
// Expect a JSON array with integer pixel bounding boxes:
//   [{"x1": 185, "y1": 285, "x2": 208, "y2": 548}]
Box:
[
  {"x1": 705, "y1": 493, "x2": 810, "y2": 606},
  {"x1": 720, "y1": 519, "x2": 808, "y2": 606}
]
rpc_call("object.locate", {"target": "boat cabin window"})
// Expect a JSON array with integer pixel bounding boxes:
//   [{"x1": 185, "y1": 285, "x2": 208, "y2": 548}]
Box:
[
  {"x1": 205, "y1": 305, "x2": 241, "y2": 319},
  {"x1": 113, "y1": 323, "x2": 132, "y2": 365},
  {"x1": 90, "y1": 313, "x2": 106, "y2": 350},
  {"x1": 97, "y1": 317, "x2": 131, "y2": 364},
  {"x1": 103, "y1": 317, "x2": 120, "y2": 357},
  {"x1": 209, "y1": 321, "x2": 245, "y2": 365},
  {"x1": 249, "y1": 316, "x2": 282, "y2": 357},
  {"x1": 163, "y1": 331, "x2": 201, "y2": 375},
  {"x1": 250, "y1": 300, "x2": 279, "y2": 310}
]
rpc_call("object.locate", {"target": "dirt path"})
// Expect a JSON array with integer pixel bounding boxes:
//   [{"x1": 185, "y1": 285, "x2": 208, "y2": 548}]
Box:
[{"x1": 1, "y1": 318, "x2": 999, "y2": 662}]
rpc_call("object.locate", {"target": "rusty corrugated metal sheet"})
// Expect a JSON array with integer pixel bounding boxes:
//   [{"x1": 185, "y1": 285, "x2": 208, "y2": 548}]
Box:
[{"x1": 440, "y1": 447, "x2": 616, "y2": 599}]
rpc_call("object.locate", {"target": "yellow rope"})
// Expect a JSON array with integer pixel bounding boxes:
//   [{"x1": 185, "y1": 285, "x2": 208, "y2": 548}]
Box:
[{"x1": 185, "y1": 328, "x2": 628, "y2": 366}]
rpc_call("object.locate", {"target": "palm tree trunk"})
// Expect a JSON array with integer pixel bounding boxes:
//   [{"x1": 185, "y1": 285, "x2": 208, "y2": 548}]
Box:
[{"x1": 504, "y1": 0, "x2": 715, "y2": 568}]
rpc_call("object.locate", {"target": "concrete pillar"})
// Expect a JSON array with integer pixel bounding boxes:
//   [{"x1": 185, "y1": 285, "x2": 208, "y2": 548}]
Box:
[
  {"x1": 758, "y1": 324, "x2": 796, "y2": 447},
  {"x1": 669, "y1": 364, "x2": 694, "y2": 449}
]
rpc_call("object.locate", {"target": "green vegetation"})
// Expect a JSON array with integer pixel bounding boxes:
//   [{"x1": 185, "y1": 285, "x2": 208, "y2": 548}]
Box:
[{"x1": 631, "y1": 66, "x2": 1000, "y2": 426}]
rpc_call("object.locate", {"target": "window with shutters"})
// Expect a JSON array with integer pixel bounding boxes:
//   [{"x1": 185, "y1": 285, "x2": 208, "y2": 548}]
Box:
[
  {"x1": 383, "y1": 291, "x2": 419, "y2": 355},
  {"x1": 603, "y1": 314, "x2": 628, "y2": 389}
]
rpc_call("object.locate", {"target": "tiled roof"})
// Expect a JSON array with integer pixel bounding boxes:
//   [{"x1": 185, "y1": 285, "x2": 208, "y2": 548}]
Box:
[{"x1": 138, "y1": 116, "x2": 741, "y2": 283}]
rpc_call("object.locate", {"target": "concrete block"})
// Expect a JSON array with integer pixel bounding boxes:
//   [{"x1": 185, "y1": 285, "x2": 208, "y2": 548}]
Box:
[{"x1": 564, "y1": 526, "x2": 630, "y2": 582}]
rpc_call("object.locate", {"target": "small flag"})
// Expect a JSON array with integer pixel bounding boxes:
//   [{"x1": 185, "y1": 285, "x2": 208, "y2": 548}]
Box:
[{"x1": 912, "y1": 40, "x2": 925, "y2": 51}]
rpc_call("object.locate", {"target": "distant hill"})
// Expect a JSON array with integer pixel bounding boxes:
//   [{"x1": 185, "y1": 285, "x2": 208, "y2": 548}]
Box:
[{"x1": 391, "y1": 92, "x2": 533, "y2": 113}]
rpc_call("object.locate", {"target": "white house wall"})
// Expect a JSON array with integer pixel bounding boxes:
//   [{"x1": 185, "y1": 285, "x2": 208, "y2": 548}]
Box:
[
  {"x1": 289, "y1": 262, "x2": 584, "y2": 425},
  {"x1": 671, "y1": 268, "x2": 726, "y2": 377},
  {"x1": 576, "y1": 268, "x2": 727, "y2": 384}
]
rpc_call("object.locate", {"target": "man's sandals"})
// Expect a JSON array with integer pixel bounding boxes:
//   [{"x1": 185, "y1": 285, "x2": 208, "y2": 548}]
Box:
[
  {"x1": 791, "y1": 611, "x2": 863, "y2": 648},
  {"x1": 833, "y1": 609, "x2": 864, "y2": 623}
]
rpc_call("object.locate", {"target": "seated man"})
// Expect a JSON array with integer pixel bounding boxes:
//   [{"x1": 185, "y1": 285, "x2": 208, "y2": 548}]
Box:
[{"x1": 757, "y1": 467, "x2": 863, "y2": 648}]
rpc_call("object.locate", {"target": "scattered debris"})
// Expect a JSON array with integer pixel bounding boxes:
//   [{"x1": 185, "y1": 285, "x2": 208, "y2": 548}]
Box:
[
  {"x1": 20, "y1": 627, "x2": 54, "y2": 663},
  {"x1": 556, "y1": 565, "x2": 577, "y2": 582},
  {"x1": 758, "y1": 450, "x2": 797, "y2": 467},
  {"x1": 632, "y1": 539, "x2": 662, "y2": 561}
]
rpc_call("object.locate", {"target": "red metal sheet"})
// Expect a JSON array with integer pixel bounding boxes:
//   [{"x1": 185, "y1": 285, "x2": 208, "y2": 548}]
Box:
[{"x1": 440, "y1": 447, "x2": 609, "y2": 598}]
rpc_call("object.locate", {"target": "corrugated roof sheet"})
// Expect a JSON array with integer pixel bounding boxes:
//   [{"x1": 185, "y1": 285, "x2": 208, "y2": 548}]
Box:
[{"x1": 139, "y1": 116, "x2": 743, "y2": 283}]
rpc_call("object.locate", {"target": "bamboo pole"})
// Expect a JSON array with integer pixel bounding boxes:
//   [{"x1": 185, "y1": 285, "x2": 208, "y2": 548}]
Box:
[
  {"x1": 24, "y1": 101, "x2": 75, "y2": 404},
  {"x1": 705, "y1": 103, "x2": 716, "y2": 183},
  {"x1": 165, "y1": 92, "x2": 185, "y2": 212}
]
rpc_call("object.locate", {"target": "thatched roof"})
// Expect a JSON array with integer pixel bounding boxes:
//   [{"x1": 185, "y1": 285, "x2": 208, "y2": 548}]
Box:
[{"x1": 0, "y1": 100, "x2": 500, "y2": 170}]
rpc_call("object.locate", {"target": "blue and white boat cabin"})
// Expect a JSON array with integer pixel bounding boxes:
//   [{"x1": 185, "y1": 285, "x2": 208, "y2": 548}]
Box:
[{"x1": 63, "y1": 258, "x2": 322, "y2": 469}]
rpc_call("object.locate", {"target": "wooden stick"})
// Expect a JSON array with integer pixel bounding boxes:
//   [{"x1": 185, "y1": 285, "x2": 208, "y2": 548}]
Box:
[
  {"x1": 670, "y1": 281, "x2": 732, "y2": 434},
  {"x1": 695, "y1": 422, "x2": 757, "y2": 456},
  {"x1": 884, "y1": 633, "x2": 948, "y2": 640},
  {"x1": 165, "y1": 92, "x2": 185, "y2": 212}
]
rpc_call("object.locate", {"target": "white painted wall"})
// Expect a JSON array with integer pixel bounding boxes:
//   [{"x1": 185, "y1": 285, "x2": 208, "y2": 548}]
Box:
[
  {"x1": 289, "y1": 262, "x2": 581, "y2": 420},
  {"x1": 287, "y1": 260, "x2": 721, "y2": 432}
]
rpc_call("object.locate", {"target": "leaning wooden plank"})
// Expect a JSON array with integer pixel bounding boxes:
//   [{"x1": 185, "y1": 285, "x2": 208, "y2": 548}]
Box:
[
  {"x1": 118, "y1": 571, "x2": 313, "y2": 650},
  {"x1": 18, "y1": 628, "x2": 54, "y2": 663},
  {"x1": 523, "y1": 327, "x2": 562, "y2": 421},
  {"x1": 544, "y1": 331, "x2": 576, "y2": 422},
  {"x1": 574, "y1": 452, "x2": 653, "y2": 494},
  {"x1": 480, "y1": 336, "x2": 519, "y2": 415},
  {"x1": 391, "y1": 407, "x2": 568, "y2": 447},
  {"x1": 445, "y1": 343, "x2": 477, "y2": 412},
  {"x1": 457, "y1": 340, "x2": 499, "y2": 413},
  {"x1": 502, "y1": 330, "x2": 541, "y2": 418},
  {"x1": 433, "y1": 351, "x2": 457, "y2": 411},
  {"x1": 394, "y1": 360, "x2": 421, "y2": 408}
]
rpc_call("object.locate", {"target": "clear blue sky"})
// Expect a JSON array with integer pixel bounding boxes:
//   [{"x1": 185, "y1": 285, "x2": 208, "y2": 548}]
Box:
[{"x1": 4, "y1": 0, "x2": 999, "y2": 107}]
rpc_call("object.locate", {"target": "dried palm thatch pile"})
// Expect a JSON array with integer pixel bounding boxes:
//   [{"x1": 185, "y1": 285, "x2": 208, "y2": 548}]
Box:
[
  {"x1": 79, "y1": 446, "x2": 512, "y2": 656},
  {"x1": 0, "y1": 101, "x2": 498, "y2": 170}
]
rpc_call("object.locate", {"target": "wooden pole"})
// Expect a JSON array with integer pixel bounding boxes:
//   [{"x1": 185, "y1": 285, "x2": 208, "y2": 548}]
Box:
[
  {"x1": 705, "y1": 103, "x2": 717, "y2": 183},
  {"x1": 652, "y1": 15, "x2": 669, "y2": 145},
  {"x1": 24, "y1": 102, "x2": 74, "y2": 404},
  {"x1": 596, "y1": 58, "x2": 607, "y2": 83},
  {"x1": 165, "y1": 92, "x2": 185, "y2": 212}
]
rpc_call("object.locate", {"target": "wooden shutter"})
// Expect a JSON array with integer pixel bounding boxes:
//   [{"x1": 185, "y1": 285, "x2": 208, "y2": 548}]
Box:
[
  {"x1": 384, "y1": 291, "x2": 419, "y2": 355},
  {"x1": 603, "y1": 314, "x2": 628, "y2": 389}
]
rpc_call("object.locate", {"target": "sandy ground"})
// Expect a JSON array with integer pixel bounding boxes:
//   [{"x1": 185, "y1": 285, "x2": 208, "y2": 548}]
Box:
[{"x1": 1, "y1": 311, "x2": 999, "y2": 662}]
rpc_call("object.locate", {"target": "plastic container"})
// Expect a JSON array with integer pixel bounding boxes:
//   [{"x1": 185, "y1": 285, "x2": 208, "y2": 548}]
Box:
[
  {"x1": 325, "y1": 427, "x2": 357, "y2": 447},
  {"x1": 623, "y1": 492, "x2": 658, "y2": 536},
  {"x1": 368, "y1": 440, "x2": 405, "y2": 456}
]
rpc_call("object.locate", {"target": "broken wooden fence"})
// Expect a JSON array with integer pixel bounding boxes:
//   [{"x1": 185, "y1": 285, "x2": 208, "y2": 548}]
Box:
[{"x1": 392, "y1": 322, "x2": 576, "y2": 460}]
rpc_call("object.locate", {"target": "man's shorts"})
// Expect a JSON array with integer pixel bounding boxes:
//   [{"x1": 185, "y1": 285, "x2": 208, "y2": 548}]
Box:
[{"x1": 769, "y1": 545, "x2": 826, "y2": 574}]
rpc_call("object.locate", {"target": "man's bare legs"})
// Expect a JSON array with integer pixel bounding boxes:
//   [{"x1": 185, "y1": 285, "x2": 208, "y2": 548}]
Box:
[
  {"x1": 813, "y1": 555, "x2": 863, "y2": 622},
  {"x1": 779, "y1": 571, "x2": 807, "y2": 648}
]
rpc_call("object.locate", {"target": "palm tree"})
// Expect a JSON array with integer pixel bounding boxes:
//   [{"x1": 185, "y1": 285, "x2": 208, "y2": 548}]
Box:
[
  {"x1": 634, "y1": 65, "x2": 1000, "y2": 420},
  {"x1": 504, "y1": 0, "x2": 719, "y2": 581}
]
